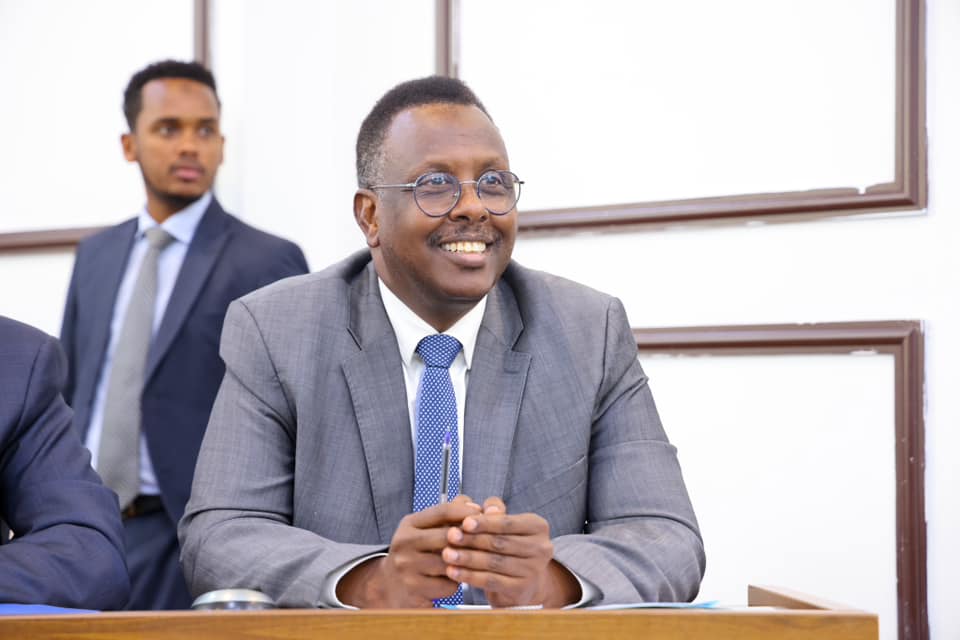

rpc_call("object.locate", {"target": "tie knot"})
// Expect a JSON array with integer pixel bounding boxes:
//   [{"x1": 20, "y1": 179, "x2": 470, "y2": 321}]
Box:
[
  {"x1": 145, "y1": 226, "x2": 175, "y2": 250},
  {"x1": 416, "y1": 334, "x2": 462, "y2": 368}
]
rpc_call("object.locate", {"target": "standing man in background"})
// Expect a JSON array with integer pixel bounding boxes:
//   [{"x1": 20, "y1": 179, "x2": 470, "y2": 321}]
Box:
[{"x1": 61, "y1": 60, "x2": 309, "y2": 610}]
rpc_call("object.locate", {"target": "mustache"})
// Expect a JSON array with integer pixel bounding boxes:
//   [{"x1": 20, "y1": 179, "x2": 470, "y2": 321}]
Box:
[{"x1": 430, "y1": 231, "x2": 499, "y2": 246}]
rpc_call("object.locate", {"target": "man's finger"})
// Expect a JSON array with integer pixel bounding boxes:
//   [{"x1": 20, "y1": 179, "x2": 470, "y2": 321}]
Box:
[
  {"x1": 412, "y1": 550, "x2": 458, "y2": 577},
  {"x1": 482, "y1": 496, "x2": 506, "y2": 514},
  {"x1": 445, "y1": 566, "x2": 539, "y2": 605},
  {"x1": 442, "y1": 546, "x2": 530, "y2": 578},
  {"x1": 446, "y1": 529, "x2": 550, "y2": 559},
  {"x1": 405, "y1": 497, "x2": 482, "y2": 529},
  {"x1": 460, "y1": 512, "x2": 549, "y2": 536},
  {"x1": 394, "y1": 525, "x2": 456, "y2": 553}
]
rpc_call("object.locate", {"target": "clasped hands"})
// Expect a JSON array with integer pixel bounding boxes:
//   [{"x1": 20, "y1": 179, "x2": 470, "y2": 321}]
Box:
[{"x1": 337, "y1": 495, "x2": 579, "y2": 609}]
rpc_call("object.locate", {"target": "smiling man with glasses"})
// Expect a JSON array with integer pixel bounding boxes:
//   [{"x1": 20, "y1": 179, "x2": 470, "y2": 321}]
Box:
[{"x1": 180, "y1": 76, "x2": 705, "y2": 610}]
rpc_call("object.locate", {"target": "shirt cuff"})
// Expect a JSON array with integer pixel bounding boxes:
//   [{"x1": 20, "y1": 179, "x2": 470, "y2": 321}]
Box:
[
  {"x1": 319, "y1": 551, "x2": 388, "y2": 609},
  {"x1": 561, "y1": 564, "x2": 600, "y2": 608}
]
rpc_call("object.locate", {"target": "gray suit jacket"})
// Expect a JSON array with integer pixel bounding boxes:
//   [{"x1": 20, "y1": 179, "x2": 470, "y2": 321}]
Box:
[{"x1": 179, "y1": 250, "x2": 704, "y2": 606}]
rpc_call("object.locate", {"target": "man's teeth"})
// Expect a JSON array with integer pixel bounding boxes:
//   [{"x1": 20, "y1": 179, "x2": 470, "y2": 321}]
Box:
[{"x1": 441, "y1": 241, "x2": 486, "y2": 254}]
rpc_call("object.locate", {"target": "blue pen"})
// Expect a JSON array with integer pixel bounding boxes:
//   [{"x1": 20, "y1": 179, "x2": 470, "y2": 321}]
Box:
[{"x1": 439, "y1": 430, "x2": 452, "y2": 504}]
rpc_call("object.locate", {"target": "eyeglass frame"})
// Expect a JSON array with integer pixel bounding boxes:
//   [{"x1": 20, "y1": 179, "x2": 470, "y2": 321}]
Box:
[{"x1": 369, "y1": 169, "x2": 524, "y2": 218}]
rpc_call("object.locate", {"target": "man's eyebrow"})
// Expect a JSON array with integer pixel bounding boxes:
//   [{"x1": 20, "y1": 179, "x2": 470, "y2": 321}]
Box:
[
  {"x1": 149, "y1": 116, "x2": 219, "y2": 126},
  {"x1": 151, "y1": 117, "x2": 182, "y2": 126}
]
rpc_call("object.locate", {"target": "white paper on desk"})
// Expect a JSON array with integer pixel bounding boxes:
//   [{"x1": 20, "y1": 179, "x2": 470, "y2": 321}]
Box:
[{"x1": 587, "y1": 600, "x2": 720, "y2": 611}]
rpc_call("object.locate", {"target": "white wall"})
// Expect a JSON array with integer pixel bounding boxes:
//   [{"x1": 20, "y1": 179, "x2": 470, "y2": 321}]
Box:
[
  {"x1": 644, "y1": 353, "x2": 897, "y2": 638},
  {"x1": 209, "y1": 0, "x2": 435, "y2": 270},
  {"x1": 0, "y1": 2, "x2": 956, "y2": 637},
  {"x1": 460, "y1": 0, "x2": 896, "y2": 208},
  {"x1": 0, "y1": 250, "x2": 74, "y2": 334},
  {"x1": 0, "y1": 0, "x2": 193, "y2": 232}
]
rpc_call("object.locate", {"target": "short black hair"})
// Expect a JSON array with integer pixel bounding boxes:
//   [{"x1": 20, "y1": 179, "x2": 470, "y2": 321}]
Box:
[
  {"x1": 356, "y1": 76, "x2": 491, "y2": 188},
  {"x1": 123, "y1": 60, "x2": 220, "y2": 130}
]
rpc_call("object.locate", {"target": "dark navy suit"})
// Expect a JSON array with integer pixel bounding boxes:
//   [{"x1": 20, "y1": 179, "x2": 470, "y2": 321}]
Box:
[
  {"x1": 0, "y1": 316, "x2": 129, "y2": 609},
  {"x1": 61, "y1": 198, "x2": 308, "y2": 609}
]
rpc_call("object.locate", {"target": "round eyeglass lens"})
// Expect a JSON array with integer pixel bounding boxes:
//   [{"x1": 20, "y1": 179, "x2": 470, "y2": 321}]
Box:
[
  {"x1": 477, "y1": 170, "x2": 519, "y2": 214},
  {"x1": 414, "y1": 173, "x2": 460, "y2": 216}
]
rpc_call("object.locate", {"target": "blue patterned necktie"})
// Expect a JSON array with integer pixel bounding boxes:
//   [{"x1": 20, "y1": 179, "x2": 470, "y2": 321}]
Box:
[{"x1": 414, "y1": 333, "x2": 464, "y2": 606}]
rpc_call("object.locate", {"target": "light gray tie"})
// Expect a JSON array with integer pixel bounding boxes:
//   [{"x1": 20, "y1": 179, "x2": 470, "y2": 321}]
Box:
[{"x1": 98, "y1": 226, "x2": 174, "y2": 510}]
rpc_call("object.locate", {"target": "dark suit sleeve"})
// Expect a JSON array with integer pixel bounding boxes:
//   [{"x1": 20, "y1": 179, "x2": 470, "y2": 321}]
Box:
[
  {"x1": 0, "y1": 332, "x2": 130, "y2": 609},
  {"x1": 551, "y1": 298, "x2": 706, "y2": 603},
  {"x1": 281, "y1": 243, "x2": 309, "y2": 279},
  {"x1": 244, "y1": 239, "x2": 308, "y2": 300},
  {"x1": 249, "y1": 238, "x2": 309, "y2": 291}
]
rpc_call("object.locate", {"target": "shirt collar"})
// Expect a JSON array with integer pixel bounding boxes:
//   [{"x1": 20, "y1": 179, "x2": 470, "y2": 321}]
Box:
[
  {"x1": 378, "y1": 278, "x2": 487, "y2": 370},
  {"x1": 136, "y1": 191, "x2": 212, "y2": 244}
]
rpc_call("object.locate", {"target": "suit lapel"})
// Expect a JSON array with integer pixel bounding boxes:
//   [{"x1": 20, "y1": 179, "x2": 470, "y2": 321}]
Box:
[
  {"x1": 145, "y1": 200, "x2": 231, "y2": 384},
  {"x1": 462, "y1": 278, "x2": 531, "y2": 503},
  {"x1": 341, "y1": 264, "x2": 415, "y2": 542}
]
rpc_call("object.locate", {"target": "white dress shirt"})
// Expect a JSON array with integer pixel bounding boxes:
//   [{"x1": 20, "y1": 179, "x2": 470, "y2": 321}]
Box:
[
  {"x1": 378, "y1": 277, "x2": 486, "y2": 471},
  {"x1": 84, "y1": 192, "x2": 211, "y2": 496}
]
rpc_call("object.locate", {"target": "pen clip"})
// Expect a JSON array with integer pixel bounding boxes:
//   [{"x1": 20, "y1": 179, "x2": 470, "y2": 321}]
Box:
[{"x1": 439, "y1": 429, "x2": 453, "y2": 504}]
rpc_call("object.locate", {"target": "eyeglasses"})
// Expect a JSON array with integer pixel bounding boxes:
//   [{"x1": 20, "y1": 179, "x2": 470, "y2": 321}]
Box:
[{"x1": 370, "y1": 170, "x2": 523, "y2": 217}]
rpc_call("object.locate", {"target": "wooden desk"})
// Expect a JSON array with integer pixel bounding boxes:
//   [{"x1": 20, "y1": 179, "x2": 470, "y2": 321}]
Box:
[{"x1": 0, "y1": 585, "x2": 877, "y2": 640}]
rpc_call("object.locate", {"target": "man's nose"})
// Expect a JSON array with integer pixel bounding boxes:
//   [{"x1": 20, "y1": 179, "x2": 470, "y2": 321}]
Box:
[
  {"x1": 177, "y1": 130, "x2": 201, "y2": 154},
  {"x1": 448, "y1": 182, "x2": 487, "y2": 222}
]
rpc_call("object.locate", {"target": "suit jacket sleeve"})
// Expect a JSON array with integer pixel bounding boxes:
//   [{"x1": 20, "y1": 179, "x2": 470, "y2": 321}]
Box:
[
  {"x1": 179, "y1": 300, "x2": 385, "y2": 607},
  {"x1": 0, "y1": 330, "x2": 129, "y2": 609},
  {"x1": 278, "y1": 243, "x2": 309, "y2": 283},
  {"x1": 551, "y1": 298, "x2": 705, "y2": 603}
]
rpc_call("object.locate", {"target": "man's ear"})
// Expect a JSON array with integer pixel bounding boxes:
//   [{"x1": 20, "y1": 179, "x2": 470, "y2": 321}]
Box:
[
  {"x1": 121, "y1": 132, "x2": 137, "y2": 162},
  {"x1": 354, "y1": 189, "x2": 381, "y2": 248}
]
